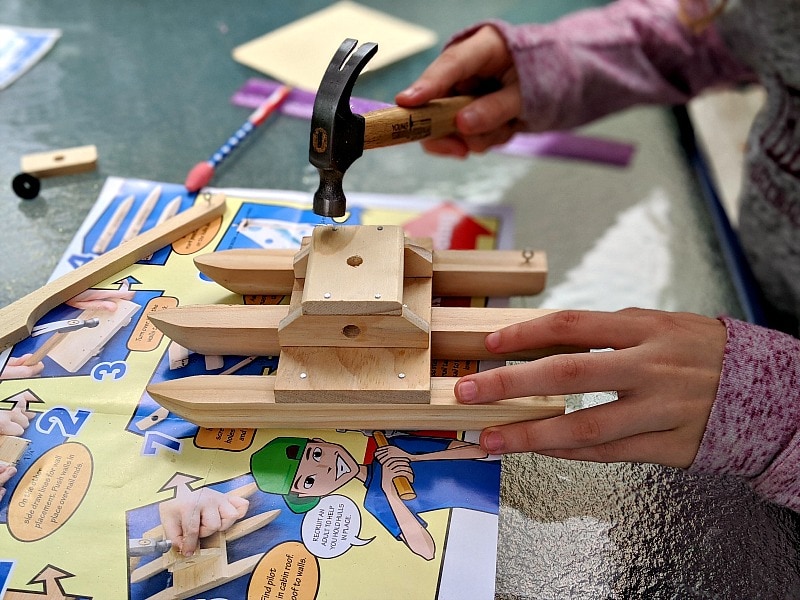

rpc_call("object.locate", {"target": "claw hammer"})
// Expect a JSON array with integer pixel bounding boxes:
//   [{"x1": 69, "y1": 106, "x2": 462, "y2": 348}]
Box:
[{"x1": 309, "y1": 38, "x2": 472, "y2": 218}]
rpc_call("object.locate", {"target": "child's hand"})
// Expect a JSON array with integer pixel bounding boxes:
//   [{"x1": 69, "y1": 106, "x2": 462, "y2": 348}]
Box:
[
  {"x1": 0, "y1": 403, "x2": 36, "y2": 436},
  {"x1": 395, "y1": 25, "x2": 522, "y2": 157},
  {"x1": 454, "y1": 308, "x2": 727, "y2": 468},
  {"x1": 66, "y1": 288, "x2": 135, "y2": 312},
  {"x1": 0, "y1": 355, "x2": 44, "y2": 381},
  {"x1": 159, "y1": 487, "x2": 249, "y2": 556}
]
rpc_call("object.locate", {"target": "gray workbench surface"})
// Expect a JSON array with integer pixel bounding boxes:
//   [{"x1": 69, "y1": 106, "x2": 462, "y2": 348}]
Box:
[{"x1": 1, "y1": 1, "x2": 797, "y2": 598}]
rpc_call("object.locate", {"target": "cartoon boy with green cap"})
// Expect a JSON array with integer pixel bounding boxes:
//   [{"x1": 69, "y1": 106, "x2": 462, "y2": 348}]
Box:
[{"x1": 250, "y1": 434, "x2": 499, "y2": 560}]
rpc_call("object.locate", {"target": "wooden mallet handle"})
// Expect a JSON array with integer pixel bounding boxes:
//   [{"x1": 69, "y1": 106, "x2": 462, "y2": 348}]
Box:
[
  {"x1": 362, "y1": 96, "x2": 473, "y2": 150},
  {"x1": 373, "y1": 431, "x2": 417, "y2": 501}
]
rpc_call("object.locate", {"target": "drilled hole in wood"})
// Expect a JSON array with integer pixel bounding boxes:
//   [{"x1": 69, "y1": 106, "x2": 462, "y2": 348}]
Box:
[
  {"x1": 347, "y1": 255, "x2": 363, "y2": 267},
  {"x1": 342, "y1": 325, "x2": 361, "y2": 338},
  {"x1": 53, "y1": 154, "x2": 65, "y2": 162}
]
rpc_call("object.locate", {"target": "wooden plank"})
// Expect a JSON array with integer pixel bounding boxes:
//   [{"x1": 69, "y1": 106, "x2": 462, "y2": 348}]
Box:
[
  {"x1": 193, "y1": 248, "x2": 546, "y2": 298},
  {"x1": 432, "y1": 250, "x2": 546, "y2": 297},
  {"x1": 274, "y1": 346, "x2": 431, "y2": 404},
  {"x1": 193, "y1": 248, "x2": 297, "y2": 296},
  {"x1": 148, "y1": 305, "x2": 579, "y2": 360},
  {"x1": 20, "y1": 144, "x2": 98, "y2": 177},
  {"x1": 146, "y1": 375, "x2": 565, "y2": 429},
  {"x1": 0, "y1": 435, "x2": 30, "y2": 466},
  {"x1": 301, "y1": 225, "x2": 405, "y2": 316}
]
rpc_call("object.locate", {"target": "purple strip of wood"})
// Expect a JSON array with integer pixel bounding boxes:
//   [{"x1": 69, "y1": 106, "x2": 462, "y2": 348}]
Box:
[{"x1": 233, "y1": 78, "x2": 635, "y2": 167}]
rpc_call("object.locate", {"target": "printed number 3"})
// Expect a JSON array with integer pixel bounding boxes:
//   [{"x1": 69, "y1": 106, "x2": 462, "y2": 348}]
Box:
[{"x1": 91, "y1": 360, "x2": 127, "y2": 381}]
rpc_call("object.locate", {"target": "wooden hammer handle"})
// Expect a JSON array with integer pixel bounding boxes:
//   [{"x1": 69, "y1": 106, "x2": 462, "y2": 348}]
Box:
[
  {"x1": 373, "y1": 431, "x2": 417, "y2": 501},
  {"x1": 362, "y1": 96, "x2": 473, "y2": 150}
]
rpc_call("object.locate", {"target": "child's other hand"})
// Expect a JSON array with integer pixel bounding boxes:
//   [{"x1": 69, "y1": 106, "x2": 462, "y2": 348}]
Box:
[
  {"x1": 159, "y1": 487, "x2": 249, "y2": 556},
  {"x1": 0, "y1": 403, "x2": 36, "y2": 435},
  {"x1": 454, "y1": 308, "x2": 727, "y2": 468},
  {"x1": 396, "y1": 25, "x2": 522, "y2": 157}
]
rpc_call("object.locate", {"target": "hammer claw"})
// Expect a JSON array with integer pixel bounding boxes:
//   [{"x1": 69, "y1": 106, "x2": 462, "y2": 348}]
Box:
[
  {"x1": 310, "y1": 39, "x2": 471, "y2": 219},
  {"x1": 310, "y1": 39, "x2": 378, "y2": 218}
]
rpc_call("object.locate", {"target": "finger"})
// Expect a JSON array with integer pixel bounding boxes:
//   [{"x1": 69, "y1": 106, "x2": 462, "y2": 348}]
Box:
[
  {"x1": 0, "y1": 465, "x2": 17, "y2": 485},
  {"x1": 456, "y1": 347, "x2": 633, "y2": 403},
  {"x1": 455, "y1": 84, "x2": 522, "y2": 136},
  {"x1": 419, "y1": 135, "x2": 470, "y2": 157},
  {"x1": 197, "y1": 503, "x2": 223, "y2": 538},
  {"x1": 216, "y1": 500, "x2": 243, "y2": 531},
  {"x1": 535, "y1": 428, "x2": 703, "y2": 468},
  {"x1": 159, "y1": 507, "x2": 185, "y2": 553},
  {"x1": 0, "y1": 421, "x2": 24, "y2": 436},
  {"x1": 396, "y1": 26, "x2": 510, "y2": 106},
  {"x1": 485, "y1": 310, "x2": 636, "y2": 356},
  {"x1": 479, "y1": 393, "x2": 704, "y2": 456},
  {"x1": 8, "y1": 409, "x2": 31, "y2": 429},
  {"x1": 228, "y1": 495, "x2": 250, "y2": 519},
  {"x1": 178, "y1": 505, "x2": 201, "y2": 555},
  {"x1": 461, "y1": 123, "x2": 519, "y2": 154}
]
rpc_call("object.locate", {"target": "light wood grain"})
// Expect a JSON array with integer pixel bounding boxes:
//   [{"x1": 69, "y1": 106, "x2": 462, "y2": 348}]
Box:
[
  {"x1": 194, "y1": 247, "x2": 546, "y2": 297},
  {"x1": 363, "y1": 96, "x2": 473, "y2": 149},
  {"x1": 148, "y1": 305, "x2": 579, "y2": 360},
  {"x1": 147, "y1": 375, "x2": 565, "y2": 430},
  {"x1": 301, "y1": 225, "x2": 405, "y2": 315},
  {"x1": 0, "y1": 194, "x2": 226, "y2": 352}
]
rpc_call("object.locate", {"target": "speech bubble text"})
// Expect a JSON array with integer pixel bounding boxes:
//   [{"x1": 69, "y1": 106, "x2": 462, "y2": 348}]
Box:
[{"x1": 301, "y1": 494, "x2": 373, "y2": 559}]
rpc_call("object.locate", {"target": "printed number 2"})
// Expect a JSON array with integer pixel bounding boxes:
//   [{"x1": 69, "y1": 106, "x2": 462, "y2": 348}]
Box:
[{"x1": 36, "y1": 407, "x2": 91, "y2": 437}]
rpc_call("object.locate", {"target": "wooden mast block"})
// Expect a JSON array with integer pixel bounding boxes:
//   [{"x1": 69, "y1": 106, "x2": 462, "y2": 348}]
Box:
[
  {"x1": 275, "y1": 229, "x2": 433, "y2": 404},
  {"x1": 300, "y1": 225, "x2": 405, "y2": 316}
]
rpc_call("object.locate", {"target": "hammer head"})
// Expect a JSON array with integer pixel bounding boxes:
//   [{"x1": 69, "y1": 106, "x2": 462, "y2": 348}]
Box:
[{"x1": 310, "y1": 39, "x2": 378, "y2": 218}]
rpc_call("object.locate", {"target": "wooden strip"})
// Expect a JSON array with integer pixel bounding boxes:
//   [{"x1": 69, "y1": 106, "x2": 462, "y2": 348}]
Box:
[
  {"x1": 21, "y1": 144, "x2": 98, "y2": 177},
  {"x1": 148, "y1": 305, "x2": 579, "y2": 360},
  {"x1": 0, "y1": 194, "x2": 227, "y2": 352},
  {"x1": 193, "y1": 248, "x2": 546, "y2": 298},
  {"x1": 432, "y1": 250, "x2": 546, "y2": 297},
  {"x1": 146, "y1": 375, "x2": 565, "y2": 430}
]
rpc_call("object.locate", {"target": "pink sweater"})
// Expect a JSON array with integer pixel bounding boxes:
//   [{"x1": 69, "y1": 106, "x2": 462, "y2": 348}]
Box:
[{"x1": 469, "y1": 0, "x2": 800, "y2": 511}]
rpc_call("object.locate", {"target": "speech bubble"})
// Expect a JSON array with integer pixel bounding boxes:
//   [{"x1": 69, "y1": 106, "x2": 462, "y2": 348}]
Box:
[
  {"x1": 301, "y1": 494, "x2": 373, "y2": 559},
  {"x1": 8, "y1": 442, "x2": 93, "y2": 541},
  {"x1": 249, "y1": 541, "x2": 319, "y2": 600}
]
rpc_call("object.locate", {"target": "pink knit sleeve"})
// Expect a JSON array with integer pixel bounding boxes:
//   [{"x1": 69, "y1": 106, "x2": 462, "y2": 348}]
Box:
[
  {"x1": 689, "y1": 317, "x2": 800, "y2": 511},
  {"x1": 455, "y1": 0, "x2": 756, "y2": 131}
]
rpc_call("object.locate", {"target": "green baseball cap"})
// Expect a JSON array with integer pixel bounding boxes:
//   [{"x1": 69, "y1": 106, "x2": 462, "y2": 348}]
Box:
[{"x1": 251, "y1": 437, "x2": 320, "y2": 514}]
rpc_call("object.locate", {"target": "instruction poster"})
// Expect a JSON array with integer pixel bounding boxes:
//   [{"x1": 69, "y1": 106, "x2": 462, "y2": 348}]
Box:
[{"x1": 0, "y1": 178, "x2": 510, "y2": 600}]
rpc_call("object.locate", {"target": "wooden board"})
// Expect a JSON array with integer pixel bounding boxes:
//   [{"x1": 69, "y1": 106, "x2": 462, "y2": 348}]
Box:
[
  {"x1": 20, "y1": 144, "x2": 98, "y2": 177},
  {"x1": 147, "y1": 375, "x2": 565, "y2": 430},
  {"x1": 193, "y1": 248, "x2": 546, "y2": 298},
  {"x1": 147, "y1": 305, "x2": 580, "y2": 361}
]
